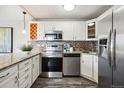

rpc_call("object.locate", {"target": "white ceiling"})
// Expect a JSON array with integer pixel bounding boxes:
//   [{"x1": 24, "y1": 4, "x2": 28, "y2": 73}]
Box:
[
  {"x1": 0, "y1": 5, "x2": 33, "y2": 21},
  {"x1": 22, "y1": 5, "x2": 112, "y2": 20}
]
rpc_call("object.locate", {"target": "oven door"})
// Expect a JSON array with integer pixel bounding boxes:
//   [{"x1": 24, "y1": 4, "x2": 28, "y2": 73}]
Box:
[{"x1": 42, "y1": 57, "x2": 62, "y2": 72}]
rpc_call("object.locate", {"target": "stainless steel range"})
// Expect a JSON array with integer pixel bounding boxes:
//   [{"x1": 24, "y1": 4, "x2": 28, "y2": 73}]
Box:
[{"x1": 41, "y1": 31, "x2": 63, "y2": 78}]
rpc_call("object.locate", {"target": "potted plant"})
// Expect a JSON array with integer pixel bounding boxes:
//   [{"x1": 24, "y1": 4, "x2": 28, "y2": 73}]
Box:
[{"x1": 20, "y1": 44, "x2": 33, "y2": 54}]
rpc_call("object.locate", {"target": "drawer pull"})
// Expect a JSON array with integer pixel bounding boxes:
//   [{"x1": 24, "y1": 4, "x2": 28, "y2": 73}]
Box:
[
  {"x1": 35, "y1": 57, "x2": 39, "y2": 60},
  {"x1": 25, "y1": 68, "x2": 29, "y2": 73},
  {"x1": 25, "y1": 75, "x2": 29, "y2": 80},
  {"x1": 82, "y1": 60, "x2": 84, "y2": 63},
  {"x1": 14, "y1": 76, "x2": 18, "y2": 84},
  {"x1": 25, "y1": 62, "x2": 29, "y2": 66},
  {"x1": 33, "y1": 64, "x2": 35, "y2": 68},
  {"x1": 25, "y1": 84, "x2": 29, "y2": 88},
  {"x1": 0, "y1": 73, "x2": 10, "y2": 79}
]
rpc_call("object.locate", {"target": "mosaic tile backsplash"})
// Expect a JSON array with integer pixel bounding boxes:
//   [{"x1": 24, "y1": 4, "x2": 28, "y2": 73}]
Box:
[
  {"x1": 30, "y1": 40, "x2": 98, "y2": 53},
  {"x1": 64, "y1": 41, "x2": 98, "y2": 52}
]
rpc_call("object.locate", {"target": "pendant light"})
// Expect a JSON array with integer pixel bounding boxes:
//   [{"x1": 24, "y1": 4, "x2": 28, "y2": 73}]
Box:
[
  {"x1": 22, "y1": 11, "x2": 26, "y2": 34},
  {"x1": 64, "y1": 5, "x2": 75, "y2": 11}
]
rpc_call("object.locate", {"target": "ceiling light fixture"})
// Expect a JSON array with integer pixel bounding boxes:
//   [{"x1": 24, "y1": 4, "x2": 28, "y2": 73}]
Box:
[
  {"x1": 88, "y1": 22, "x2": 95, "y2": 26},
  {"x1": 64, "y1": 5, "x2": 75, "y2": 11},
  {"x1": 22, "y1": 11, "x2": 27, "y2": 34}
]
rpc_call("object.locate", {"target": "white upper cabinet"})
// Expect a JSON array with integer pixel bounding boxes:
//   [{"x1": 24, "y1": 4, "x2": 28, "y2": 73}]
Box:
[
  {"x1": 61, "y1": 22, "x2": 74, "y2": 40},
  {"x1": 44, "y1": 21, "x2": 63, "y2": 32},
  {"x1": 86, "y1": 19, "x2": 97, "y2": 40},
  {"x1": 38, "y1": 22, "x2": 45, "y2": 40},
  {"x1": 97, "y1": 9, "x2": 112, "y2": 39},
  {"x1": 73, "y1": 21, "x2": 86, "y2": 41},
  {"x1": 29, "y1": 21, "x2": 86, "y2": 41}
]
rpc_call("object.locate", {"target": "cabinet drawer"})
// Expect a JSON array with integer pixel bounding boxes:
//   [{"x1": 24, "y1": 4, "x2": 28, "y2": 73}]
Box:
[
  {"x1": 19, "y1": 59, "x2": 32, "y2": 70},
  {"x1": 18, "y1": 65, "x2": 31, "y2": 78},
  {"x1": 19, "y1": 71, "x2": 31, "y2": 87},
  {"x1": 19, "y1": 76, "x2": 31, "y2": 88},
  {"x1": 0, "y1": 65, "x2": 18, "y2": 83},
  {"x1": 0, "y1": 73, "x2": 18, "y2": 88},
  {"x1": 33, "y1": 55, "x2": 40, "y2": 62}
]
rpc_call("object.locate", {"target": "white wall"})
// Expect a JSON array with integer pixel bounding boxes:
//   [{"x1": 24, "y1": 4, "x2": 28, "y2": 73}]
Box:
[{"x1": 0, "y1": 5, "x2": 33, "y2": 53}]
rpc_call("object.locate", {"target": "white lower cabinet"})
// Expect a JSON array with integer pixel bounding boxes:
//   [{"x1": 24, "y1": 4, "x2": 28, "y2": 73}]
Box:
[
  {"x1": 18, "y1": 55, "x2": 40, "y2": 88},
  {"x1": 32, "y1": 55, "x2": 40, "y2": 83},
  {"x1": 80, "y1": 54, "x2": 93, "y2": 78},
  {"x1": 0, "y1": 73, "x2": 18, "y2": 88},
  {"x1": 0, "y1": 54, "x2": 41, "y2": 88},
  {"x1": 0, "y1": 65, "x2": 18, "y2": 88},
  {"x1": 93, "y1": 55, "x2": 98, "y2": 83},
  {"x1": 18, "y1": 59, "x2": 32, "y2": 88},
  {"x1": 80, "y1": 53, "x2": 98, "y2": 83}
]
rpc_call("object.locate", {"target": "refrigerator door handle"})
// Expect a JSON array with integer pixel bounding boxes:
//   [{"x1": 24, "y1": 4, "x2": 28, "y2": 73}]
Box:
[
  {"x1": 108, "y1": 29, "x2": 112, "y2": 67},
  {"x1": 113, "y1": 29, "x2": 116, "y2": 70},
  {"x1": 110, "y1": 29, "x2": 116, "y2": 70}
]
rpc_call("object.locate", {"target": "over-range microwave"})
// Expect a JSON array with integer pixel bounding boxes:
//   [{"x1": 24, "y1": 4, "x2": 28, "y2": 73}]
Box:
[{"x1": 45, "y1": 31, "x2": 62, "y2": 41}]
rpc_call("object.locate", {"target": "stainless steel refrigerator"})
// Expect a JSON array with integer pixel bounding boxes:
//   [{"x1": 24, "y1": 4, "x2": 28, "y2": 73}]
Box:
[
  {"x1": 98, "y1": 6, "x2": 124, "y2": 87},
  {"x1": 0, "y1": 27, "x2": 13, "y2": 53}
]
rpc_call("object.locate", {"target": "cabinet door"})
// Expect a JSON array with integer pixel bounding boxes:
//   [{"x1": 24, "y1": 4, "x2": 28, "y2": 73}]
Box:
[
  {"x1": 93, "y1": 55, "x2": 98, "y2": 83},
  {"x1": 86, "y1": 19, "x2": 97, "y2": 40},
  {"x1": 97, "y1": 9, "x2": 112, "y2": 39},
  {"x1": 32, "y1": 55, "x2": 40, "y2": 83},
  {"x1": 38, "y1": 22, "x2": 45, "y2": 40},
  {"x1": 44, "y1": 22, "x2": 63, "y2": 32},
  {"x1": 73, "y1": 22, "x2": 86, "y2": 40},
  {"x1": 0, "y1": 74, "x2": 18, "y2": 88},
  {"x1": 80, "y1": 54, "x2": 85, "y2": 75},
  {"x1": 81, "y1": 54, "x2": 93, "y2": 78},
  {"x1": 62, "y1": 22, "x2": 74, "y2": 40}
]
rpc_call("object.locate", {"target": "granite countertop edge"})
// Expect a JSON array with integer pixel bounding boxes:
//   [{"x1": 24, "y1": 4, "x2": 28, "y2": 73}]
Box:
[
  {"x1": 0, "y1": 51, "x2": 41, "y2": 71},
  {"x1": 0, "y1": 51, "x2": 98, "y2": 71},
  {"x1": 63, "y1": 51, "x2": 98, "y2": 55}
]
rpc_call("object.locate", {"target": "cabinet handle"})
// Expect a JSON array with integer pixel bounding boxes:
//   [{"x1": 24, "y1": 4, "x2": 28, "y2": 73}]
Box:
[
  {"x1": 82, "y1": 60, "x2": 84, "y2": 63},
  {"x1": 73, "y1": 36, "x2": 74, "y2": 40},
  {"x1": 25, "y1": 68, "x2": 29, "y2": 73},
  {"x1": 25, "y1": 83, "x2": 29, "y2": 88},
  {"x1": 75, "y1": 36, "x2": 76, "y2": 40},
  {"x1": 32, "y1": 64, "x2": 35, "y2": 68},
  {"x1": 14, "y1": 76, "x2": 18, "y2": 84},
  {"x1": 0, "y1": 73, "x2": 9, "y2": 79},
  {"x1": 25, "y1": 75, "x2": 29, "y2": 80},
  {"x1": 35, "y1": 57, "x2": 39, "y2": 60},
  {"x1": 25, "y1": 62, "x2": 29, "y2": 66}
]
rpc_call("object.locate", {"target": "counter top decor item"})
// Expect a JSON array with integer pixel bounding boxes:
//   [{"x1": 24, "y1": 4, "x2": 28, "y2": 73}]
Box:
[{"x1": 21, "y1": 44, "x2": 33, "y2": 52}]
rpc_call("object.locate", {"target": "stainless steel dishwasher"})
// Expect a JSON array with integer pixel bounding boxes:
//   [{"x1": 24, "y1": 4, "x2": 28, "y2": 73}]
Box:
[{"x1": 63, "y1": 53, "x2": 80, "y2": 76}]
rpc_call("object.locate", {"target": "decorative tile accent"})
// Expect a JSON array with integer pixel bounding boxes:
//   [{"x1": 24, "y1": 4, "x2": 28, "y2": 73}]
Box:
[
  {"x1": 30, "y1": 23, "x2": 38, "y2": 40},
  {"x1": 64, "y1": 41, "x2": 98, "y2": 52}
]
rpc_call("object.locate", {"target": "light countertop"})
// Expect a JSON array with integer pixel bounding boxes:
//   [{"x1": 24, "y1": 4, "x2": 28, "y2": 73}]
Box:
[
  {"x1": 63, "y1": 51, "x2": 98, "y2": 55},
  {"x1": 0, "y1": 49, "x2": 41, "y2": 71},
  {"x1": 0, "y1": 49, "x2": 97, "y2": 71},
  {"x1": 63, "y1": 51, "x2": 82, "y2": 54}
]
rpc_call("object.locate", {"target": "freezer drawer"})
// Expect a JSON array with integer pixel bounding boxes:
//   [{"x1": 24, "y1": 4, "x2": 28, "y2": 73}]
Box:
[{"x1": 63, "y1": 54, "x2": 80, "y2": 76}]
